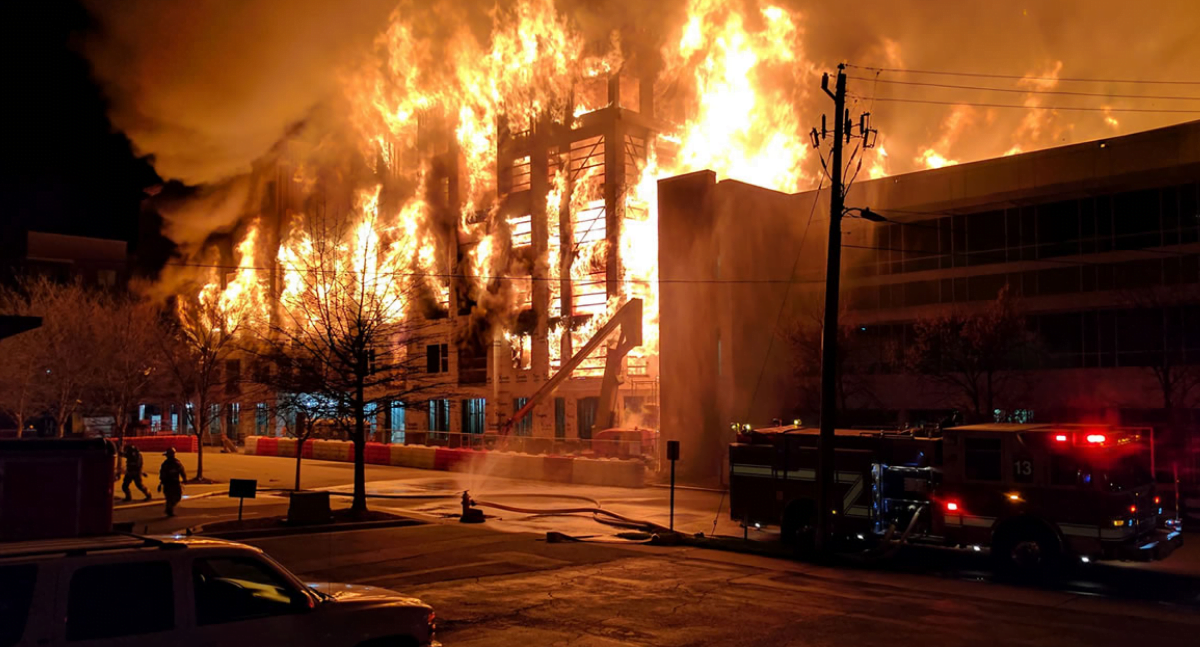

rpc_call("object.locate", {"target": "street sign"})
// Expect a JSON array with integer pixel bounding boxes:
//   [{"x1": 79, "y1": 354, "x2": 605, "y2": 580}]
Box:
[
  {"x1": 228, "y1": 478, "x2": 257, "y2": 522},
  {"x1": 229, "y1": 479, "x2": 257, "y2": 499}
]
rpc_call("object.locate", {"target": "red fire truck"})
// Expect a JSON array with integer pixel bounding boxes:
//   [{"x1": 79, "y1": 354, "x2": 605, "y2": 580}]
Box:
[{"x1": 729, "y1": 423, "x2": 1182, "y2": 568}]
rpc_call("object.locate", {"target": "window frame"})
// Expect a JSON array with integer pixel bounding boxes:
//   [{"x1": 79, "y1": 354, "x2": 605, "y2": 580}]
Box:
[
  {"x1": 962, "y1": 435, "x2": 1005, "y2": 483},
  {"x1": 190, "y1": 555, "x2": 308, "y2": 627}
]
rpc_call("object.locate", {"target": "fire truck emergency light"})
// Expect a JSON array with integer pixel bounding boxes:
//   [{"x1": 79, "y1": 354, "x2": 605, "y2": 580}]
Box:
[
  {"x1": 945, "y1": 501, "x2": 959, "y2": 512},
  {"x1": 1054, "y1": 434, "x2": 1068, "y2": 442},
  {"x1": 1086, "y1": 434, "x2": 1107, "y2": 444}
]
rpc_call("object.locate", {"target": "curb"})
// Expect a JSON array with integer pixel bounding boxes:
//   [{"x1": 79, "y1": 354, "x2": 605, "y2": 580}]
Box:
[
  {"x1": 194, "y1": 517, "x2": 425, "y2": 541},
  {"x1": 114, "y1": 490, "x2": 224, "y2": 510}
]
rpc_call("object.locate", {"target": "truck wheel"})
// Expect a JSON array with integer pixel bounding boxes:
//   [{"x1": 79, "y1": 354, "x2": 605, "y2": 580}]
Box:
[
  {"x1": 993, "y1": 523, "x2": 1060, "y2": 576},
  {"x1": 781, "y1": 500, "x2": 816, "y2": 552}
]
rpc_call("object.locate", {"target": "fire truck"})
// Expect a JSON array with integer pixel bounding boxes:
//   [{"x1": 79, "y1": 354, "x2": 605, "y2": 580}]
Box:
[{"x1": 729, "y1": 423, "x2": 1183, "y2": 568}]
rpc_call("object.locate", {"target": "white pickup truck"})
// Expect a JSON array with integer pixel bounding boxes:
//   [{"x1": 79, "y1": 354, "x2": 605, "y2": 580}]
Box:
[{"x1": 0, "y1": 534, "x2": 437, "y2": 647}]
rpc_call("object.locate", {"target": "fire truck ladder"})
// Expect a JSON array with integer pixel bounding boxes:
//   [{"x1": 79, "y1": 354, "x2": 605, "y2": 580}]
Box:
[{"x1": 499, "y1": 298, "x2": 642, "y2": 436}]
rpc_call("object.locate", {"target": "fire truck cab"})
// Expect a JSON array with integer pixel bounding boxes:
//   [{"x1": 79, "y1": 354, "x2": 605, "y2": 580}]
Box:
[{"x1": 729, "y1": 423, "x2": 1182, "y2": 568}]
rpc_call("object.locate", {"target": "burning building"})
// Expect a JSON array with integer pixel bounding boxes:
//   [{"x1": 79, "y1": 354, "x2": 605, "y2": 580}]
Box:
[{"x1": 83, "y1": 1, "x2": 1199, "y2": 477}]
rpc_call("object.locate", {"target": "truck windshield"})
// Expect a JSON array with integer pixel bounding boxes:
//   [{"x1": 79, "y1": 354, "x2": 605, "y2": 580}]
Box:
[
  {"x1": 1095, "y1": 451, "x2": 1153, "y2": 492},
  {"x1": 1050, "y1": 447, "x2": 1152, "y2": 492}
]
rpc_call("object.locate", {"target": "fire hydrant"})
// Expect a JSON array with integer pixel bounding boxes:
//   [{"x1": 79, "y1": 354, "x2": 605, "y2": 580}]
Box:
[{"x1": 460, "y1": 490, "x2": 484, "y2": 524}]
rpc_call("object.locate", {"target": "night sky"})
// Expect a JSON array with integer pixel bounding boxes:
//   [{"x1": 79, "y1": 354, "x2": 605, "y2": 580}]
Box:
[{"x1": 4, "y1": 1, "x2": 167, "y2": 269}]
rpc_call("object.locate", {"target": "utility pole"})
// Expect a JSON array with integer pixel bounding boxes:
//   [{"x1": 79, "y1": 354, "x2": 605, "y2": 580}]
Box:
[
  {"x1": 815, "y1": 64, "x2": 847, "y2": 551},
  {"x1": 809, "y1": 65, "x2": 880, "y2": 551}
]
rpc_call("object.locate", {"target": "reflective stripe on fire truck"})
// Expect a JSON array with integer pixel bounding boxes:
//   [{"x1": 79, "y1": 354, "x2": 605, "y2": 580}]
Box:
[
  {"x1": 730, "y1": 465, "x2": 774, "y2": 477},
  {"x1": 729, "y1": 465, "x2": 860, "y2": 483},
  {"x1": 943, "y1": 519, "x2": 1138, "y2": 541},
  {"x1": 731, "y1": 465, "x2": 872, "y2": 518},
  {"x1": 943, "y1": 514, "x2": 996, "y2": 528}
]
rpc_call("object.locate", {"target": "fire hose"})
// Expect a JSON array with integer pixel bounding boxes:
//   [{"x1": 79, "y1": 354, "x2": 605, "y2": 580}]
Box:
[
  {"x1": 324, "y1": 489, "x2": 670, "y2": 540},
  {"x1": 469, "y1": 498, "x2": 672, "y2": 534}
]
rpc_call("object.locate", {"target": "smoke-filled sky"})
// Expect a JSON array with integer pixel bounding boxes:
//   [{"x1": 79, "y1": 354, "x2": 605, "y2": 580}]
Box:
[
  {"x1": 80, "y1": 0, "x2": 1198, "y2": 188},
  {"x1": 8, "y1": 0, "x2": 1196, "y2": 253}
]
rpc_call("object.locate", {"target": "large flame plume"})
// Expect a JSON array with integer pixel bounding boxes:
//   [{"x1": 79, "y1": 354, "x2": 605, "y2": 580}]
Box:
[{"x1": 84, "y1": 0, "x2": 1199, "y2": 380}]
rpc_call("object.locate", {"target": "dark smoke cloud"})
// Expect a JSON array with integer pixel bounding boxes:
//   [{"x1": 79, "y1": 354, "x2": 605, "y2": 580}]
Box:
[
  {"x1": 82, "y1": 0, "x2": 396, "y2": 186},
  {"x1": 83, "y1": 0, "x2": 1198, "y2": 244}
]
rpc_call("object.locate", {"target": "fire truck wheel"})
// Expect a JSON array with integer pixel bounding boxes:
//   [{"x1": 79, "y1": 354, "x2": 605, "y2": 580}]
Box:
[
  {"x1": 781, "y1": 499, "x2": 817, "y2": 551},
  {"x1": 992, "y1": 522, "x2": 1061, "y2": 575}
]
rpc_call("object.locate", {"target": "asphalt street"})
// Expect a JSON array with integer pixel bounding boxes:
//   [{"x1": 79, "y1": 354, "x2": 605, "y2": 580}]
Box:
[
  {"x1": 249, "y1": 523, "x2": 1200, "y2": 647},
  {"x1": 114, "y1": 452, "x2": 1200, "y2": 645}
]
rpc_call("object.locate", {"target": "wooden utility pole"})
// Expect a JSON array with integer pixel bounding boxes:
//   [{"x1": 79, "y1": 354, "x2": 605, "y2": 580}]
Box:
[{"x1": 815, "y1": 64, "x2": 847, "y2": 550}]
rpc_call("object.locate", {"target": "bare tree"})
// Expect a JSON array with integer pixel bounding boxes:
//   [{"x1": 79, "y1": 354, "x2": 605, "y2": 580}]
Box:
[
  {"x1": 0, "y1": 290, "x2": 42, "y2": 435},
  {"x1": 158, "y1": 293, "x2": 242, "y2": 482},
  {"x1": 906, "y1": 285, "x2": 1035, "y2": 423},
  {"x1": 785, "y1": 296, "x2": 875, "y2": 417},
  {"x1": 0, "y1": 277, "x2": 102, "y2": 436},
  {"x1": 250, "y1": 205, "x2": 444, "y2": 513},
  {"x1": 270, "y1": 391, "x2": 339, "y2": 491},
  {"x1": 1116, "y1": 283, "x2": 1200, "y2": 410},
  {"x1": 91, "y1": 293, "x2": 166, "y2": 445}
]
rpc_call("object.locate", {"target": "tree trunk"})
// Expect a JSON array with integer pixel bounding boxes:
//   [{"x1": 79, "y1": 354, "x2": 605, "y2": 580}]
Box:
[
  {"x1": 352, "y1": 382, "x2": 367, "y2": 514},
  {"x1": 294, "y1": 438, "x2": 304, "y2": 491},
  {"x1": 194, "y1": 396, "x2": 205, "y2": 480}
]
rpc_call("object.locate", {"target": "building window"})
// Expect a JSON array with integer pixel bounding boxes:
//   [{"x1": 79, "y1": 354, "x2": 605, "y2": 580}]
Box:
[
  {"x1": 462, "y1": 398, "x2": 486, "y2": 435},
  {"x1": 964, "y1": 437, "x2": 1003, "y2": 481},
  {"x1": 577, "y1": 397, "x2": 598, "y2": 440},
  {"x1": 255, "y1": 403, "x2": 269, "y2": 436},
  {"x1": 554, "y1": 397, "x2": 566, "y2": 439},
  {"x1": 390, "y1": 401, "x2": 406, "y2": 444},
  {"x1": 428, "y1": 399, "x2": 450, "y2": 434},
  {"x1": 427, "y1": 343, "x2": 449, "y2": 373},
  {"x1": 226, "y1": 403, "x2": 240, "y2": 439},
  {"x1": 365, "y1": 402, "x2": 377, "y2": 438},
  {"x1": 208, "y1": 404, "x2": 221, "y2": 436},
  {"x1": 512, "y1": 398, "x2": 531, "y2": 436}
]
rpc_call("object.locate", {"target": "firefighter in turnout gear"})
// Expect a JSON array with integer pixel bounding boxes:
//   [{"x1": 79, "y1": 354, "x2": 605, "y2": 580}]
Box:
[
  {"x1": 157, "y1": 447, "x2": 187, "y2": 517},
  {"x1": 121, "y1": 445, "x2": 152, "y2": 501}
]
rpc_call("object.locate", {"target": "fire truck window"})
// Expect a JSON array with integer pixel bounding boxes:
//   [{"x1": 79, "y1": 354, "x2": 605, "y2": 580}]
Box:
[
  {"x1": 1051, "y1": 453, "x2": 1093, "y2": 487},
  {"x1": 964, "y1": 438, "x2": 1003, "y2": 481}
]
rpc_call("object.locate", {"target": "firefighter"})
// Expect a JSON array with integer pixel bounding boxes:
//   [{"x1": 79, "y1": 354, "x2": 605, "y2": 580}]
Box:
[
  {"x1": 121, "y1": 445, "x2": 152, "y2": 501},
  {"x1": 157, "y1": 447, "x2": 188, "y2": 517}
]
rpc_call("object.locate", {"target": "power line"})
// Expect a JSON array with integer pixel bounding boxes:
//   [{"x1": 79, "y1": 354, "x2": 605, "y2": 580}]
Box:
[
  {"x1": 846, "y1": 76, "x2": 1200, "y2": 101},
  {"x1": 847, "y1": 95, "x2": 1200, "y2": 114},
  {"x1": 21, "y1": 256, "x2": 829, "y2": 286},
  {"x1": 845, "y1": 64, "x2": 1200, "y2": 86}
]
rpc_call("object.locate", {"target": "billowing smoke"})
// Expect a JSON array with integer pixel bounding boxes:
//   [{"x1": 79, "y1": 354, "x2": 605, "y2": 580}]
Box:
[
  {"x1": 83, "y1": 0, "x2": 1197, "y2": 203},
  {"x1": 83, "y1": 0, "x2": 397, "y2": 186}
]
